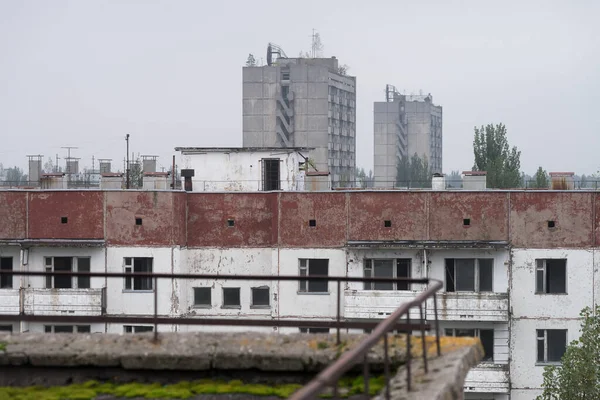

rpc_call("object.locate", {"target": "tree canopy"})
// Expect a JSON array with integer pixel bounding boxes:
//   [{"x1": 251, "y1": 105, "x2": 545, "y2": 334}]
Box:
[
  {"x1": 396, "y1": 153, "x2": 432, "y2": 188},
  {"x1": 472, "y1": 123, "x2": 521, "y2": 188},
  {"x1": 537, "y1": 305, "x2": 600, "y2": 400},
  {"x1": 532, "y1": 166, "x2": 549, "y2": 189}
]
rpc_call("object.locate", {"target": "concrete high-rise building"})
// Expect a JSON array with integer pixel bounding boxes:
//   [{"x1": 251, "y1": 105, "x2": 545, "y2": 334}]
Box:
[
  {"x1": 374, "y1": 85, "x2": 442, "y2": 187},
  {"x1": 243, "y1": 43, "x2": 356, "y2": 185}
]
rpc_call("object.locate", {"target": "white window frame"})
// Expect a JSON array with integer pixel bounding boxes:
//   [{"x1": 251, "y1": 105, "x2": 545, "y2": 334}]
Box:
[
  {"x1": 445, "y1": 258, "x2": 494, "y2": 293},
  {"x1": 123, "y1": 257, "x2": 154, "y2": 292},
  {"x1": 298, "y1": 259, "x2": 329, "y2": 294},
  {"x1": 44, "y1": 256, "x2": 91, "y2": 289},
  {"x1": 535, "y1": 259, "x2": 567, "y2": 294},
  {"x1": 124, "y1": 325, "x2": 154, "y2": 334},
  {"x1": 363, "y1": 259, "x2": 412, "y2": 291},
  {"x1": 537, "y1": 329, "x2": 568, "y2": 364},
  {"x1": 44, "y1": 325, "x2": 91, "y2": 333}
]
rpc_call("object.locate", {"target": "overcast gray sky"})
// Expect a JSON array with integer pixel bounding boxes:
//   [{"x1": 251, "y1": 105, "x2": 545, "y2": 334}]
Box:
[{"x1": 1, "y1": 0, "x2": 599, "y2": 175}]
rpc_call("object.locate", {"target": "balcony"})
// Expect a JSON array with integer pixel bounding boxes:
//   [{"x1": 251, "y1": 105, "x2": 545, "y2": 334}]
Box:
[
  {"x1": 0, "y1": 289, "x2": 20, "y2": 315},
  {"x1": 344, "y1": 290, "x2": 508, "y2": 322},
  {"x1": 464, "y1": 364, "x2": 509, "y2": 394},
  {"x1": 428, "y1": 292, "x2": 509, "y2": 322},
  {"x1": 23, "y1": 288, "x2": 105, "y2": 316}
]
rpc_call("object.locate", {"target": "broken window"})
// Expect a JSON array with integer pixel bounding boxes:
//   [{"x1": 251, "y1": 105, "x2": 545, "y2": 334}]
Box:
[
  {"x1": 44, "y1": 325, "x2": 91, "y2": 333},
  {"x1": 445, "y1": 259, "x2": 493, "y2": 292},
  {"x1": 364, "y1": 259, "x2": 412, "y2": 291},
  {"x1": 262, "y1": 159, "x2": 281, "y2": 191},
  {"x1": 251, "y1": 287, "x2": 270, "y2": 307},
  {"x1": 299, "y1": 327, "x2": 330, "y2": 334},
  {"x1": 124, "y1": 257, "x2": 153, "y2": 291},
  {"x1": 537, "y1": 329, "x2": 567, "y2": 363},
  {"x1": 0, "y1": 257, "x2": 13, "y2": 289},
  {"x1": 193, "y1": 287, "x2": 211, "y2": 307},
  {"x1": 124, "y1": 325, "x2": 154, "y2": 334},
  {"x1": 44, "y1": 257, "x2": 91, "y2": 289},
  {"x1": 536, "y1": 259, "x2": 566, "y2": 294},
  {"x1": 299, "y1": 259, "x2": 329, "y2": 293},
  {"x1": 445, "y1": 328, "x2": 494, "y2": 362},
  {"x1": 223, "y1": 287, "x2": 241, "y2": 308}
]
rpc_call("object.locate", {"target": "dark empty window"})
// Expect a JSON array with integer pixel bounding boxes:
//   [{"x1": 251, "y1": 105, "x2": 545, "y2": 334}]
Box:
[
  {"x1": 44, "y1": 257, "x2": 90, "y2": 289},
  {"x1": 262, "y1": 159, "x2": 280, "y2": 191},
  {"x1": 227, "y1": 219, "x2": 235, "y2": 227},
  {"x1": 309, "y1": 219, "x2": 316, "y2": 227},
  {"x1": 0, "y1": 325, "x2": 13, "y2": 333},
  {"x1": 44, "y1": 325, "x2": 88, "y2": 333},
  {"x1": 251, "y1": 287, "x2": 270, "y2": 307},
  {"x1": 384, "y1": 220, "x2": 392, "y2": 228},
  {"x1": 547, "y1": 220, "x2": 556, "y2": 228},
  {"x1": 124, "y1": 325, "x2": 154, "y2": 334},
  {"x1": 223, "y1": 288, "x2": 241, "y2": 307},
  {"x1": 463, "y1": 218, "x2": 471, "y2": 226},
  {"x1": 124, "y1": 257, "x2": 153, "y2": 291},
  {"x1": 61, "y1": 217, "x2": 68, "y2": 224},
  {"x1": 299, "y1": 327, "x2": 330, "y2": 334},
  {"x1": 445, "y1": 328, "x2": 494, "y2": 362},
  {"x1": 76, "y1": 325, "x2": 91, "y2": 333},
  {"x1": 364, "y1": 259, "x2": 412, "y2": 290},
  {"x1": 299, "y1": 259, "x2": 329, "y2": 293},
  {"x1": 193, "y1": 287, "x2": 211, "y2": 307},
  {"x1": 537, "y1": 329, "x2": 567, "y2": 363},
  {"x1": 1, "y1": 257, "x2": 13, "y2": 289},
  {"x1": 135, "y1": 218, "x2": 143, "y2": 226},
  {"x1": 77, "y1": 257, "x2": 90, "y2": 289},
  {"x1": 445, "y1": 259, "x2": 493, "y2": 292},
  {"x1": 536, "y1": 259, "x2": 566, "y2": 294}
]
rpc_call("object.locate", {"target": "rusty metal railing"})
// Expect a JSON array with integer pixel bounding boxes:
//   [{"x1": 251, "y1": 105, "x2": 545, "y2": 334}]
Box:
[{"x1": 0, "y1": 270, "x2": 443, "y2": 398}]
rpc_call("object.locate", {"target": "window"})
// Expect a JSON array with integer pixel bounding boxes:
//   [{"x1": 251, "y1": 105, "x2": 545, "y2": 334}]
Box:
[
  {"x1": 537, "y1": 329, "x2": 567, "y2": 363},
  {"x1": 61, "y1": 216, "x2": 68, "y2": 224},
  {"x1": 445, "y1": 259, "x2": 493, "y2": 292},
  {"x1": 0, "y1": 325, "x2": 13, "y2": 333},
  {"x1": 299, "y1": 327, "x2": 330, "y2": 334},
  {"x1": 135, "y1": 217, "x2": 143, "y2": 226},
  {"x1": 445, "y1": 328, "x2": 494, "y2": 362},
  {"x1": 1, "y1": 257, "x2": 13, "y2": 289},
  {"x1": 364, "y1": 259, "x2": 411, "y2": 291},
  {"x1": 251, "y1": 287, "x2": 270, "y2": 307},
  {"x1": 44, "y1": 257, "x2": 91, "y2": 289},
  {"x1": 124, "y1": 257, "x2": 153, "y2": 291},
  {"x1": 309, "y1": 219, "x2": 316, "y2": 227},
  {"x1": 262, "y1": 159, "x2": 280, "y2": 191},
  {"x1": 227, "y1": 219, "x2": 235, "y2": 227},
  {"x1": 299, "y1": 259, "x2": 329, "y2": 293},
  {"x1": 536, "y1": 259, "x2": 566, "y2": 294},
  {"x1": 223, "y1": 288, "x2": 241, "y2": 308},
  {"x1": 547, "y1": 220, "x2": 556, "y2": 228},
  {"x1": 384, "y1": 220, "x2": 392, "y2": 228},
  {"x1": 463, "y1": 218, "x2": 471, "y2": 226},
  {"x1": 44, "y1": 325, "x2": 91, "y2": 333},
  {"x1": 124, "y1": 325, "x2": 154, "y2": 334},
  {"x1": 193, "y1": 287, "x2": 211, "y2": 307}
]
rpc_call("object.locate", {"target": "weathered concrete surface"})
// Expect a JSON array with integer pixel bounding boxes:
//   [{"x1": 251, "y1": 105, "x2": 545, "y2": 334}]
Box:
[
  {"x1": 0, "y1": 191, "x2": 27, "y2": 239},
  {"x1": 373, "y1": 337, "x2": 483, "y2": 400}
]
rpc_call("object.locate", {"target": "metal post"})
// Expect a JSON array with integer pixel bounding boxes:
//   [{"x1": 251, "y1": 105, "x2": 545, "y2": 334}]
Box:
[
  {"x1": 419, "y1": 304, "x2": 428, "y2": 372},
  {"x1": 406, "y1": 312, "x2": 411, "y2": 392},
  {"x1": 363, "y1": 354, "x2": 370, "y2": 397},
  {"x1": 433, "y1": 292, "x2": 441, "y2": 356},
  {"x1": 153, "y1": 276, "x2": 158, "y2": 341},
  {"x1": 336, "y1": 280, "x2": 341, "y2": 345},
  {"x1": 125, "y1": 134, "x2": 130, "y2": 189},
  {"x1": 384, "y1": 333, "x2": 390, "y2": 400}
]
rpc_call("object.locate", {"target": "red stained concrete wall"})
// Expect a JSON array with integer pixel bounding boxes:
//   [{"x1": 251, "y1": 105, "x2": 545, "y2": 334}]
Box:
[
  {"x1": 510, "y1": 192, "x2": 593, "y2": 248},
  {"x1": 187, "y1": 193, "x2": 277, "y2": 247},
  {"x1": 429, "y1": 192, "x2": 508, "y2": 241},
  {"x1": 0, "y1": 192, "x2": 27, "y2": 239},
  {"x1": 105, "y1": 192, "x2": 180, "y2": 246},
  {"x1": 348, "y1": 192, "x2": 427, "y2": 241},
  {"x1": 278, "y1": 192, "x2": 347, "y2": 247},
  {"x1": 28, "y1": 191, "x2": 104, "y2": 239}
]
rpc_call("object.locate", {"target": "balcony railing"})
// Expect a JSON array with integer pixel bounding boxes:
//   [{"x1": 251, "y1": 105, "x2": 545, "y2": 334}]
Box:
[
  {"x1": 464, "y1": 364, "x2": 510, "y2": 394},
  {"x1": 345, "y1": 290, "x2": 509, "y2": 322},
  {"x1": 0, "y1": 288, "x2": 106, "y2": 316}
]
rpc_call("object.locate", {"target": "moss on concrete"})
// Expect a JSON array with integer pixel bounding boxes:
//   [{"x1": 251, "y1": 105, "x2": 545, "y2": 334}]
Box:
[{"x1": 0, "y1": 376, "x2": 385, "y2": 400}]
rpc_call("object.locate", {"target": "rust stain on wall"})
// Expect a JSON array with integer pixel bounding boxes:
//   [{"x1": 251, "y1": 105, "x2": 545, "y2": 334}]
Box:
[
  {"x1": 105, "y1": 191, "x2": 177, "y2": 246},
  {"x1": 0, "y1": 192, "x2": 27, "y2": 239},
  {"x1": 187, "y1": 193, "x2": 277, "y2": 247},
  {"x1": 347, "y1": 192, "x2": 427, "y2": 241},
  {"x1": 278, "y1": 192, "x2": 346, "y2": 247},
  {"x1": 28, "y1": 191, "x2": 103, "y2": 239},
  {"x1": 510, "y1": 192, "x2": 593, "y2": 248},
  {"x1": 429, "y1": 192, "x2": 508, "y2": 241}
]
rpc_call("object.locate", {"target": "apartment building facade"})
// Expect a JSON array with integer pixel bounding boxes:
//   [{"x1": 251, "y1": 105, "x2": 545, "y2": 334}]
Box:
[
  {"x1": 0, "y1": 189, "x2": 597, "y2": 399},
  {"x1": 242, "y1": 49, "x2": 356, "y2": 185}
]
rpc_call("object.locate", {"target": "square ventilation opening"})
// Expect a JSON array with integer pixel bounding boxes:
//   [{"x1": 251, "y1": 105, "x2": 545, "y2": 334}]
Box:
[
  {"x1": 309, "y1": 219, "x2": 316, "y2": 227},
  {"x1": 384, "y1": 220, "x2": 392, "y2": 228},
  {"x1": 548, "y1": 220, "x2": 556, "y2": 228},
  {"x1": 463, "y1": 218, "x2": 471, "y2": 226},
  {"x1": 135, "y1": 218, "x2": 142, "y2": 226},
  {"x1": 61, "y1": 217, "x2": 68, "y2": 224},
  {"x1": 227, "y1": 219, "x2": 235, "y2": 227}
]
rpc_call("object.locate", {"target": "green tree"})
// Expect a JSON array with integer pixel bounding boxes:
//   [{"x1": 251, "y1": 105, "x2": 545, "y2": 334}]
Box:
[
  {"x1": 532, "y1": 167, "x2": 549, "y2": 189},
  {"x1": 5, "y1": 166, "x2": 28, "y2": 184},
  {"x1": 396, "y1": 153, "x2": 432, "y2": 188},
  {"x1": 537, "y1": 305, "x2": 600, "y2": 400},
  {"x1": 245, "y1": 53, "x2": 256, "y2": 67},
  {"x1": 472, "y1": 123, "x2": 521, "y2": 188}
]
